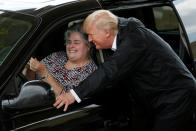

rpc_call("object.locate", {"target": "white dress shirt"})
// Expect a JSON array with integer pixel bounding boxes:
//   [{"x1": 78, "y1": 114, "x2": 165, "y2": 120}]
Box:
[{"x1": 70, "y1": 35, "x2": 117, "y2": 103}]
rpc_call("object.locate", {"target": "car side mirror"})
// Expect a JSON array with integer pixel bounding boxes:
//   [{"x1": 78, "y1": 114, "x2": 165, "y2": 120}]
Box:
[{"x1": 2, "y1": 80, "x2": 55, "y2": 111}]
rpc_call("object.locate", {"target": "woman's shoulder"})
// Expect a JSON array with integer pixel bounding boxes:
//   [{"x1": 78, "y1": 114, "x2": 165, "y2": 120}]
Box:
[
  {"x1": 85, "y1": 59, "x2": 98, "y2": 71},
  {"x1": 51, "y1": 51, "x2": 66, "y2": 57},
  {"x1": 48, "y1": 51, "x2": 67, "y2": 60},
  {"x1": 42, "y1": 51, "x2": 67, "y2": 64}
]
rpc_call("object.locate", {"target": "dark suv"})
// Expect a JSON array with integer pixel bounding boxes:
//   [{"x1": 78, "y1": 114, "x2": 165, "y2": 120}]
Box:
[{"x1": 0, "y1": 0, "x2": 196, "y2": 130}]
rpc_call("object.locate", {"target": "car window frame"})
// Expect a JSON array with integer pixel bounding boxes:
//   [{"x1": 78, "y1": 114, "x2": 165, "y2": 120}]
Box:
[
  {"x1": 2, "y1": 9, "x2": 104, "y2": 130},
  {"x1": 0, "y1": 11, "x2": 41, "y2": 94}
]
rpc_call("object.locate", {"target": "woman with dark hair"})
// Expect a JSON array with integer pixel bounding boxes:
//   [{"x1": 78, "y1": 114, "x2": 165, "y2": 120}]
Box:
[{"x1": 23, "y1": 23, "x2": 97, "y2": 96}]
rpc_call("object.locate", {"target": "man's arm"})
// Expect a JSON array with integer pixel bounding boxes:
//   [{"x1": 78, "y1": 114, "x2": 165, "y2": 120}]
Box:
[{"x1": 74, "y1": 31, "x2": 147, "y2": 99}]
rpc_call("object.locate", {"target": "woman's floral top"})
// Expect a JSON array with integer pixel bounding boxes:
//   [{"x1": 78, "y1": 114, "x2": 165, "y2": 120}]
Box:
[{"x1": 41, "y1": 51, "x2": 97, "y2": 92}]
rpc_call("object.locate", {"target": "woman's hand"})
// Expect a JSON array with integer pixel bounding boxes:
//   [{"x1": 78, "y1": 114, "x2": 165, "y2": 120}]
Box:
[{"x1": 29, "y1": 57, "x2": 48, "y2": 76}]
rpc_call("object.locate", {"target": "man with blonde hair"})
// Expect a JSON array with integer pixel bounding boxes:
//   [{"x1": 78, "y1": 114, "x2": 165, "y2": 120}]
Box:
[
  {"x1": 83, "y1": 10, "x2": 118, "y2": 50},
  {"x1": 54, "y1": 9, "x2": 196, "y2": 131}
]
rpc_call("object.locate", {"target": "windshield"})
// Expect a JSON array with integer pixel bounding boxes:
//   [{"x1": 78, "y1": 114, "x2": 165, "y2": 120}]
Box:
[{"x1": 0, "y1": 11, "x2": 33, "y2": 65}]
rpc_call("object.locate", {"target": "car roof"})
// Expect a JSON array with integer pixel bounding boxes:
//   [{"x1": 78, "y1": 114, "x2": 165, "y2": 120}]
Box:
[
  {"x1": 0, "y1": 0, "x2": 101, "y2": 16},
  {"x1": 99, "y1": 0, "x2": 172, "y2": 3},
  {"x1": 99, "y1": 0, "x2": 174, "y2": 6},
  {"x1": 0, "y1": 0, "x2": 175, "y2": 14},
  {"x1": 0, "y1": 0, "x2": 77, "y2": 11}
]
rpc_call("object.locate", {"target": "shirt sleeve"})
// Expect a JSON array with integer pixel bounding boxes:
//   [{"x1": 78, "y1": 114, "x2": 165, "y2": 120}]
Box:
[{"x1": 70, "y1": 89, "x2": 81, "y2": 103}]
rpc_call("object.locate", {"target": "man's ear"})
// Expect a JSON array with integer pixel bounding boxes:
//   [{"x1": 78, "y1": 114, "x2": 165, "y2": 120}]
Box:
[{"x1": 105, "y1": 29, "x2": 111, "y2": 38}]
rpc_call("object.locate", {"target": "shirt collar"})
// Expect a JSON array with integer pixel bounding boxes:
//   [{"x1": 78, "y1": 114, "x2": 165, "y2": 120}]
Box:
[{"x1": 111, "y1": 35, "x2": 117, "y2": 51}]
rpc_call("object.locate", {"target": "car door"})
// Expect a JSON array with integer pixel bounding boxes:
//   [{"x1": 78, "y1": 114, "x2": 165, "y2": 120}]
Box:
[
  {"x1": 3, "y1": 21, "x2": 105, "y2": 131},
  {"x1": 0, "y1": 2, "x2": 107, "y2": 131},
  {"x1": 0, "y1": 24, "x2": 105, "y2": 131}
]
